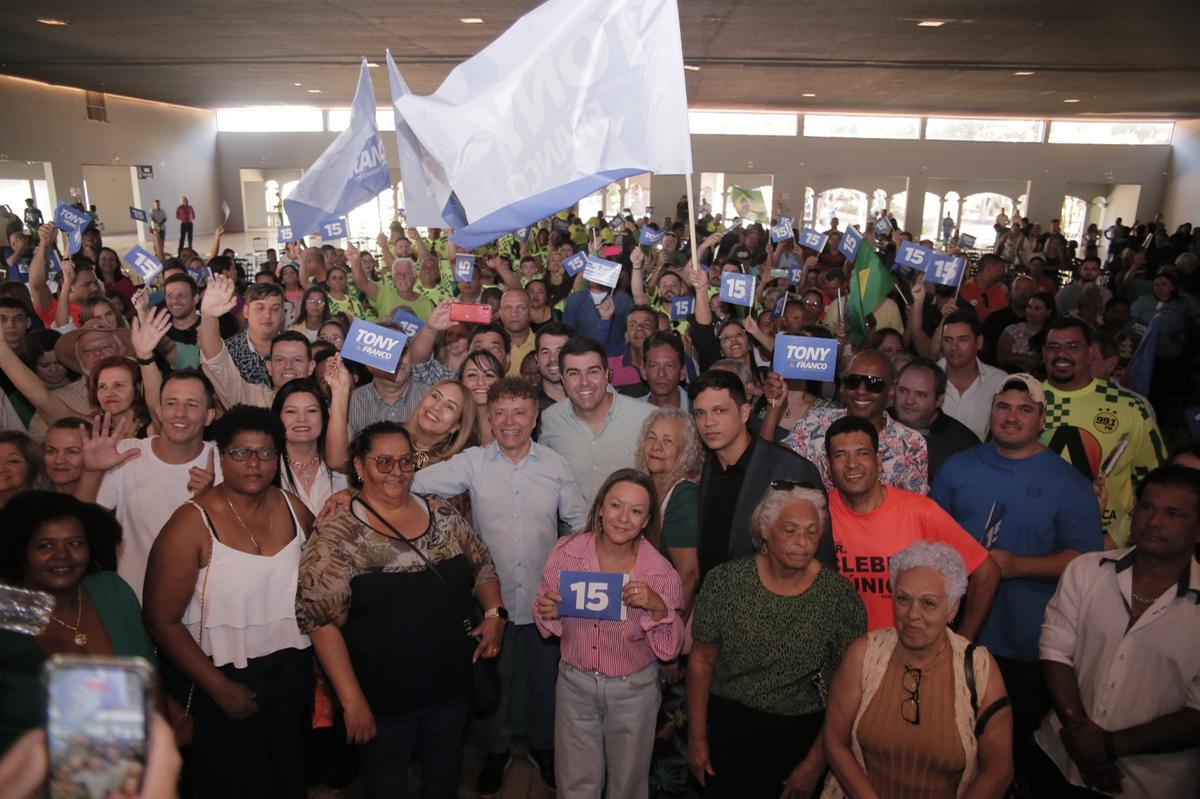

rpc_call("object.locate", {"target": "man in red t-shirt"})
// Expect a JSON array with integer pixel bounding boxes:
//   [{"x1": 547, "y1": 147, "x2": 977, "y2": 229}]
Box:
[
  {"x1": 176, "y1": 195, "x2": 196, "y2": 252},
  {"x1": 958, "y1": 253, "x2": 1009, "y2": 321},
  {"x1": 825, "y1": 414, "x2": 999, "y2": 634}
]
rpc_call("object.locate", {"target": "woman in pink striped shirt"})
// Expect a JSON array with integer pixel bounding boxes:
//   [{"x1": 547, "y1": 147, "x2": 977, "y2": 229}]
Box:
[{"x1": 534, "y1": 468, "x2": 684, "y2": 799}]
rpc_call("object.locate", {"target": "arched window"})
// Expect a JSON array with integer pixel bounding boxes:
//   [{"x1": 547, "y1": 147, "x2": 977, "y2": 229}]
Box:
[
  {"x1": 1060, "y1": 196, "x2": 1088, "y2": 243},
  {"x1": 871, "y1": 189, "x2": 888, "y2": 216},
  {"x1": 920, "y1": 192, "x2": 943, "y2": 241},
  {"x1": 814, "y1": 188, "x2": 867, "y2": 232},
  {"x1": 888, "y1": 191, "x2": 907, "y2": 230},
  {"x1": 803, "y1": 187, "x2": 815, "y2": 227},
  {"x1": 264, "y1": 180, "x2": 280, "y2": 215},
  {"x1": 960, "y1": 193, "x2": 1014, "y2": 248}
]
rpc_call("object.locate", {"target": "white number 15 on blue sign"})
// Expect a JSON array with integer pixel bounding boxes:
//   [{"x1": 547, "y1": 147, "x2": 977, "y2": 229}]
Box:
[
  {"x1": 558, "y1": 571, "x2": 627, "y2": 621},
  {"x1": 925, "y1": 254, "x2": 966, "y2": 287},
  {"x1": 320, "y1": 219, "x2": 346, "y2": 241},
  {"x1": 719, "y1": 272, "x2": 756, "y2": 307}
]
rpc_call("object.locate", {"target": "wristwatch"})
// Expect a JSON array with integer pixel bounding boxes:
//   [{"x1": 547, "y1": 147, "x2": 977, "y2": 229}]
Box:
[
  {"x1": 135, "y1": 355, "x2": 155, "y2": 365},
  {"x1": 484, "y1": 607, "x2": 509, "y2": 621}
]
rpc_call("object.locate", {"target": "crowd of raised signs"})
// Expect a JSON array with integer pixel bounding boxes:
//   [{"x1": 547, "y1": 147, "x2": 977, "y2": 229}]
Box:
[{"x1": 0, "y1": 197, "x2": 1198, "y2": 799}]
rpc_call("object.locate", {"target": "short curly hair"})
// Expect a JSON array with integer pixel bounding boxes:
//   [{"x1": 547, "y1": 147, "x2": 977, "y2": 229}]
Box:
[
  {"x1": 0, "y1": 490, "x2": 121, "y2": 584},
  {"x1": 634, "y1": 408, "x2": 704, "y2": 488},
  {"x1": 889, "y1": 541, "x2": 968, "y2": 603},
  {"x1": 748, "y1": 484, "x2": 828, "y2": 551}
]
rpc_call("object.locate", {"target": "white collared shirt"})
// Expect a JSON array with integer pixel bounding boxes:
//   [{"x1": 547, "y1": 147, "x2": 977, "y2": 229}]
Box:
[
  {"x1": 1036, "y1": 548, "x2": 1200, "y2": 799},
  {"x1": 937, "y1": 357, "x2": 1008, "y2": 440}
]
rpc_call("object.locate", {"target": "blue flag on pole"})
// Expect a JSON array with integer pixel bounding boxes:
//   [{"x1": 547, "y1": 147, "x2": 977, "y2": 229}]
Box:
[
  {"x1": 391, "y1": 0, "x2": 693, "y2": 249},
  {"x1": 284, "y1": 59, "x2": 391, "y2": 237},
  {"x1": 1123, "y1": 315, "x2": 1159, "y2": 398}
]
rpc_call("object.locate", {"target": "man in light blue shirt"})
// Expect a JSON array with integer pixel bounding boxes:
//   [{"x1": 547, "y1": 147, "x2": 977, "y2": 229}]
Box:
[
  {"x1": 412, "y1": 376, "x2": 588, "y2": 794},
  {"x1": 539, "y1": 335, "x2": 656, "y2": 507}
]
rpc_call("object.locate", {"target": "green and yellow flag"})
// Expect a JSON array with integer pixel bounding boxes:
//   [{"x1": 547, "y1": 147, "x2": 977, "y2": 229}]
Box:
[
  {"x1": 729, "y1": 185, "x2": 769, "y2": 223},
  {"x1": 846, "y1": 238, "x2": 895, "y2": 345}
]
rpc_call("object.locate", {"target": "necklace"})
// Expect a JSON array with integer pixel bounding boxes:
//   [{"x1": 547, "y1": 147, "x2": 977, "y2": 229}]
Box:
[
  {"x1": 222, "y1": 487, "x2": 266, "y2": 554},
  {"x1": 1131, "y1": 591, "x2": 1159, "y2": 605},
  {"x1": 286, "y1": 454, "x2": 320, "y2": 470},
  {"x1": 49, "y1": 584, "x2": 88, "y2": 647}
]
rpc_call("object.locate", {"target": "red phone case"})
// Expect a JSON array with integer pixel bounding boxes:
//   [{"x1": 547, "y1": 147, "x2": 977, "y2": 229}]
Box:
[{"x1": 450, "y1": 302, "x2": 493, "y2": 324}]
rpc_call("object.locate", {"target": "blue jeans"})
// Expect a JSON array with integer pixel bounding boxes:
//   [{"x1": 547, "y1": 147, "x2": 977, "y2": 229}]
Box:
[
  {"x1": 360, "y1": 694, "x2": 470, "y2": 799},
  {"x1": 476, "y1": 622, "x2": 560, "y2": 753}
]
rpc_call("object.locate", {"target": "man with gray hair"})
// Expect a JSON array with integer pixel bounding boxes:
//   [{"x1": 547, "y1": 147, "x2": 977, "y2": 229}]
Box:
[{"x1": 354, "y1": 253, "x2": 434, "y2": 321}]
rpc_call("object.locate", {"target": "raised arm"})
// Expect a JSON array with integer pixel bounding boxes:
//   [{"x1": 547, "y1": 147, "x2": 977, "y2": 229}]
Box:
[
  {"x1": 406, "y1": 228, "x2": 429, "y2": 259},
  {"x1": 197, "y1": 273, "x2": 238, "y2": 361},
  {"x1": 28, "y1": 223, "x2": 58, "y2": 311},
  {"x1": 53, "y1": 258, "x2": 75, "y2": 331},
  {"x1": 207, "y1": 225, "x2": 225, "y2": 261},
  {"x1": 631, "y1": 248, "x2": 651, "y2": 305},
  {"x1": 130, "y1": 307, "x2": 172, "y2": 429},
  {"x1": 323, "y1": 354, "x2": 353, "y2": 472},
  {"x1": 685, "y1": 265, "x2": 712, "y2": 326},
  {"x1": 406, "y1": 299, "x2": 452, "y2": 366},
  {"x1": 353, "y1": 242, "x2": 380, "y2": 302},
  {"x1": 0, "y1": 332, "x2": 75, "y2": 424},
  {"x1": 487, "y1": 254, "x2": 522, "y2": 290},
  {"x1": 905, "y1": 280, "x2": 937, "y2": 358}
]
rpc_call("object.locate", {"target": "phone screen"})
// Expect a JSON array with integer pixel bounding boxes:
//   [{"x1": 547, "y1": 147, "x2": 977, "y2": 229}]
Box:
[{"x1": 45, "y1": 658, "x2": 150, "y2": 799}]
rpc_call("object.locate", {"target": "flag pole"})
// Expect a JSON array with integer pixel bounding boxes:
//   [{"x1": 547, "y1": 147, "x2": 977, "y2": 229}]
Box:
[{"x1": 685, "y1": 172, "x2": 699, "y2": 273}]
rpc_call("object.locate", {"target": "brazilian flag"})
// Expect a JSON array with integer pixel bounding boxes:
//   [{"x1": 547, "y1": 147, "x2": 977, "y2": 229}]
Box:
[{"x1": 847, "y1": 238, "x2": 895, "y2": 345}]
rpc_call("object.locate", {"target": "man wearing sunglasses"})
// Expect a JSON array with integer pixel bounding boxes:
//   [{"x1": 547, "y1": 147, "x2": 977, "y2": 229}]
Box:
[
  {"x1": 783, "y1": 350, "x2": 928, "y2": 494},
  {"x1": 824, "y1": 414, "x2": 998, "y2": 636}
]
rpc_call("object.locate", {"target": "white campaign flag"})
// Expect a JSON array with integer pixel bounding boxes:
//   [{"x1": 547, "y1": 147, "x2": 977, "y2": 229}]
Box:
[
  {"x1": 385, "y1": 49, "x2": 458, "y2": 229},
  {"x1": 284, "y1": 58, "x2": 391, "y2": 236},
  {"x1": 393, "y1": 0, "x2": 692, "y2": 248}
]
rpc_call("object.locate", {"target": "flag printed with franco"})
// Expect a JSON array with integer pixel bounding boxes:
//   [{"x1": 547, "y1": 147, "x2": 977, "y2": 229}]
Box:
[
  {"x1": 341, "y1": 318, "x2": 409, "y2": 373},
  {"x1": 846, "y1": 237, "x2": 896, "y2": 346},
  {"x1": 386, "y1": 49, "x2": 457, "y2": 229},
  {"x1": 284, "y1": 59, "x2": 391, "y2": 237},
  {"x1": 391, "y1": 0, "x2": 694, "y2": 249}
]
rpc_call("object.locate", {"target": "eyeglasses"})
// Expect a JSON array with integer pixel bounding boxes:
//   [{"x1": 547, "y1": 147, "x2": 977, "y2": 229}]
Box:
[
  {"x1": 844, "y1": 373, "x2": 888, "y2": 394},
  {"x1": 306, "y1": 298, "x2": 326, "y2": 306},
  {"x1": 901, "y1": 666, "x2": 921, "y2": 725},
  {"x1": 1043, "y1": 341, "x2": 1086, "y2": 353},
  {"x1": 802, "y1": 299, "x2": 822, "y2": 308},
  {"x1": 364, "y1": 454, "x2": 418, "y2": 474},
  {"x1": 718, "y1": 332, "x2": 746, "y2": 343},
  {"x1": 224, "y1": 447, "x2": 279, "y2": 462}
]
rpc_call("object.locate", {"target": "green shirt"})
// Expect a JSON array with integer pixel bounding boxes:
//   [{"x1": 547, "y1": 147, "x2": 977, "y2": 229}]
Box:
[
  {"x1": 692, "y1": 558, "x2": 865, "y2": 715},
  {"x1": 0, "y1": 572, "x2": 156, "y2": 754},
  {"x1": 660, "y1": 480, "x2": 699, "y2": 551},
  {"x1": 371, "y1": 281, "x2": 435, "y2": 322}
]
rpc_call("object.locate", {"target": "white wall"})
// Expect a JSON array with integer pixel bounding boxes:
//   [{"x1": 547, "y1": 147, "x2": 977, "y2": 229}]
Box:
[
  {"x1": 1163, "y1": 119, "x2": 1200, "y2": 226},
  {"x1": 81, "y1": 165, "x2": 136, "y2": 234},
  {"x1": 0, "y1": 75, "x2": 220, "y2": 238}
]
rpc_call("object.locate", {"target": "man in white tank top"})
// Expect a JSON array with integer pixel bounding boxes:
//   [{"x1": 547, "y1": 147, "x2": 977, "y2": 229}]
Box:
[{"x1": 75, "y1": 370, "x2": 221, "y2": 601}]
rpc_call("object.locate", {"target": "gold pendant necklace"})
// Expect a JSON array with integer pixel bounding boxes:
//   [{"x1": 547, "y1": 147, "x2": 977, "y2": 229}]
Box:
[{"x1": 49, "y1": 584, "x2": 88, "y2": 647}]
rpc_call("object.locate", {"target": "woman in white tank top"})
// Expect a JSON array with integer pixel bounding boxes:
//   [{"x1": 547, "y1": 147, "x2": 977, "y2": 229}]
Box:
[{"x1": 144, "y1": 405, "x2": 315, "y2": 799}]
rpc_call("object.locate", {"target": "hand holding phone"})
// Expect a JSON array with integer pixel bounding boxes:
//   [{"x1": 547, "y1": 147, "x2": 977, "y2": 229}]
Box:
[{"x1": 449, "y1": 302, "x2": 493, "y2": 325}]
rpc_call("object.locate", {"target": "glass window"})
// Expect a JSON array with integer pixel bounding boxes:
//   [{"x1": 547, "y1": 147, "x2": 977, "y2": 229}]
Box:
[
  {"x1": 688, "y1": 111, "x2": 797, "y2": 137},
  {"x1": 326, "y1": 107, "x2": 397, "y2": 132},
  {"x1": 813, "y1": 188, "x2": 867, "y2": 232},
  {"x1": 925, "y1": 118, "x2": 1044, "y2": 143},
  {"x1": 959, "y1": 193, "x2": 1014, "y2": 248},
  {"x1": 0, "y1": 179, "x2": 31, "y2": 220},
  {"x1": 888, "y1": 191, "x2": 906, "y2": 231},
  {"x1": 1060, "y1": 196, "x2": 1088, "y2": 243},
  {"x1": 920, "y1": 193, "x2": 944, "y2": 242},
  {"x1": 699, "y1": 173, "x2": 724, "y2": 219},
  {"x1": 577, "y1": 189, "x2": 604, "y2": 223},
  {"x1": 347, "y1": 186, "x2": 396, "y2": 242},
  {"x1": 803, "y1": 114, "x2": 920, "y2": 140},
  {"x1": 217, "y1": 107, "x2": 324, "y2": 133},
  {"x1": 1047, "y1": 121, "x2": 1174, "y2": 145}
]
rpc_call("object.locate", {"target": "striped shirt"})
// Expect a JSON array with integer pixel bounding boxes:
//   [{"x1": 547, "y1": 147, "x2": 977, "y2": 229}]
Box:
[
  {"x1": 534, "y1": 532, "x2": 683, "y2": 676},
  {"x1": 347, "y1": 379, "x2": 434, "y2": 437}
]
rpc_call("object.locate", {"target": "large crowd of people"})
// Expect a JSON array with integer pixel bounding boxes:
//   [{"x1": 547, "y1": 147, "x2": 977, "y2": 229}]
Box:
[{"x1": 0, "y1": 200, "x2": 1198, "y2": 799}]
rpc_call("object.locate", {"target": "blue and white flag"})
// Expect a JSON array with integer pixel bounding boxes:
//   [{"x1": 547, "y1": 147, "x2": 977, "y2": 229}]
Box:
[
  {"x1": 640, "y1": 226, "x2": 665, "y2": 246},
  {"x1": 719, "y1": 272, "x2": 755, "y2": 307},
  {"x1": 129, "y1": 207, "x2": 148, "y2": 223},
  {"x1": 392, "y1": 0, "x2": 693, "y2": 249},
  {"x1": 1123, "y1": 315, "x2": 1160, "y2": 397},
  {"x1": 386, "y1": 50, "x2": 457, "y2": 228},
  {"x1": 769, "y1": 222, "x2": 794, "y2": 244},
  {"x1": 958, "y1": 232, "x2": 977, "y2": 248},
  {"x1": 563, "y1": 251, "x2": 587, "y2": 278},
  {"x1": 772, "y1": 335, "x2": 838, "y2": 381},
  {"x1": 123, "y1": 245, "x2": 163, "y2": 284},
  {"x1": 895, "y1": 240, "x2": 932, "y2": 272},
  {"x1": 319, "y1": 218, "x2": 348, "y2": 242},
  {"x1": 669, "y1": 295, "x2": 694, "y2": 320},
  {"x1": 284, "y1": 59, "x2": 391, "y2": 237},
  {"x1": 277, "y1": 225, "x2": 294, "y2": 243},
  {"x1": 839, "y1": 225, "x2": 863, "y2": 260},
  {"x1": 390, "y1": 307, "x2": 425, "y2": 338},
  {"x1": 53, "y1": 203, "x2": 89, "y2": 255},
  {"x1": 924, "y1": 252, "x2": 966, "y2": 287},
  {"x1": 583, "y1": 255, "x2": 622, "y2": 288},
  {"x1": 341, "y1": 318, "x2": 409, "y2": 373},
  {"x1": 797, "y1": 228, "x2": 828, "y2": 253}
]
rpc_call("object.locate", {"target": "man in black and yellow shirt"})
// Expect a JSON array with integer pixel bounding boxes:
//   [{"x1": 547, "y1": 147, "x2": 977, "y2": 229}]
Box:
[{"x1": 1040, "y1": 317, "x2": 1164, "y2": 547}]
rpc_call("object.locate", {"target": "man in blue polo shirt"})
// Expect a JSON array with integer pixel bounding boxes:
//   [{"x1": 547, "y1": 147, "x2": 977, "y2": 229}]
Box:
[{"x1": 931, "y1": 373, "x2": 1102, "y2": 775}]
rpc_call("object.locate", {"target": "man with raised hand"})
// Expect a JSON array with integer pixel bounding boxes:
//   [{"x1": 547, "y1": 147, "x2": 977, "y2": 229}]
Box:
[
  {"x1": 75, "y1": 369, "x2": 220, "y2": 600},
  {"x1": 412, "y1": 377, "x2": 588, "y2": 795},
  {"x1": 223, "y1": 279, "x2": 287, "y2": 386},
  {"x1": 194, "y1": 273, "x2": 314, "y2": 408},
  {"x1": 27, "y1": 222, "x2": 102, "y2": 328}
]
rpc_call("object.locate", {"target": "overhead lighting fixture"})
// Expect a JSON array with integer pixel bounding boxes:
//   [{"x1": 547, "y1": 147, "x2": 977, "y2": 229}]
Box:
[
  {"x1": 802, "y1": 93, "x2": 816, "y2": 98},
  {"x1": 36, "y1": 17, "x2": 69, "y2": 26},
  {"x1": 366, "y1": 62, "x2": 379, "y2": 68},
  {"x1": 1063, "y1": 98, "x2": 1081, "y2": 103},
  {"x1": 460, "y1": 17, "x2": 484, "y2": 23},
  {"x1": 293, "y1": 82, "x2": 303, "y2": 87},
  {"x1": 306, "y1": 89, "x2": 322, "y2": 94},
  {"x1": 1013, "y1": 70, "x2": 1035, "y2": 76},
  {"x1": 683, "y1": 65, "x2": 700, "y2": 72},
  {"x1": 917, "y1": 20, "x2": 945, "y2": 27}
]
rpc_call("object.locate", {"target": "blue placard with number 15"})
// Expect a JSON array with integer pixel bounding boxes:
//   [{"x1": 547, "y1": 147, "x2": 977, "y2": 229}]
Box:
[
  {"x1": 719, "y1": 272, "x2": 756, "y2": 307},
  {"x1": 559, "y1": 571, "x2": 628, "y2": 621}
]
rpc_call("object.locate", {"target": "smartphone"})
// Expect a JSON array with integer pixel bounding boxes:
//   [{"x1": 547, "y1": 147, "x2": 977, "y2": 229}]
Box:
[
  {"x1": 44, "y1": 655, "x2": 154, "y2": 799},
  {"x1": 450, "y1": 302, "x2": 493, "y2": 325},
  {"x1": 600, "y1": 244, "x2": 622, "y2": 258}
]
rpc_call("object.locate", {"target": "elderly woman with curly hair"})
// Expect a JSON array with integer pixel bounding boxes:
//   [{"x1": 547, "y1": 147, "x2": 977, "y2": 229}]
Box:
[
  {"x1": 635, "y1": 406, "x2": 705, "y2": 612},
  {"x1": 688, "y1": 482, "x2": 865, "y2": 799},
  {"x1": 823, "y1": 542, "x2": 1012, "y2": 799}
]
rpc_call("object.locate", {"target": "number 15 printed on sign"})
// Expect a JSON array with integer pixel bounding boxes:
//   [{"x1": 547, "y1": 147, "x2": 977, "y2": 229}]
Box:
[
  {"x1": 720, "y1": 272, "x2": 756, "y2": 307},
  {"x1": 558, "y1": 571, "x2": 628, "y2": 621},
  {"x1": 924, "y1": 253, "x2": 966, "y2": 287}
]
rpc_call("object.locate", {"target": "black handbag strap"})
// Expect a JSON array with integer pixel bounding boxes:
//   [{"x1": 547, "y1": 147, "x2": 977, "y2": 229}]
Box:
[
  {"x1": 964, "y1": 643, "x2": 978, "y2": 715},
  {"x1": 354, "y1": 495, "x2": 475, "y2": 635}
]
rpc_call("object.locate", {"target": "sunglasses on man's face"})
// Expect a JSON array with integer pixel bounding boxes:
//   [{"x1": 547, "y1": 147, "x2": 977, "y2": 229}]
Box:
[{"x1": 843, "y1": 373, "x2": 888, "y2": 394}]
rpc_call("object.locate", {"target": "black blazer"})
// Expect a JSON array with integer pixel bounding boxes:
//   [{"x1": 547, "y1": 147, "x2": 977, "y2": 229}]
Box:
[{"x1": 697, "y1": 438, "x2": 832, "y2": 579}]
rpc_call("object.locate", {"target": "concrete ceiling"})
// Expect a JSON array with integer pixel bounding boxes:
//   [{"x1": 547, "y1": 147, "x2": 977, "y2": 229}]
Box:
[{"x1": 2, "y1": 1, "x2": 1198, "y2": 117}]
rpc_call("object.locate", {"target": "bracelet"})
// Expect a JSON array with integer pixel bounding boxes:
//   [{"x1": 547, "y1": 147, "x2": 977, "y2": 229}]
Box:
[{"x1": 135, "y1": 355, "x2": 155, "y2": 366}]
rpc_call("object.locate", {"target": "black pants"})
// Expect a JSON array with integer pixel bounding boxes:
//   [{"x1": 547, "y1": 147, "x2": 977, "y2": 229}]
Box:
[
  {"x1": 190, "y1": 647, "x2": 312, "y2": 799},
  {"x1": 705, "y1": 694, "x2": 824, "y2": 798},
  {"x1": 179, "y1": 222, "x2": 194, "y2": 252},
  {"x1": 995, "y1": 656, "x2": 1051, "y2": 783},
  {"x1": 1025, "y1": 742, "x2": 1108, "y2": 798}
]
